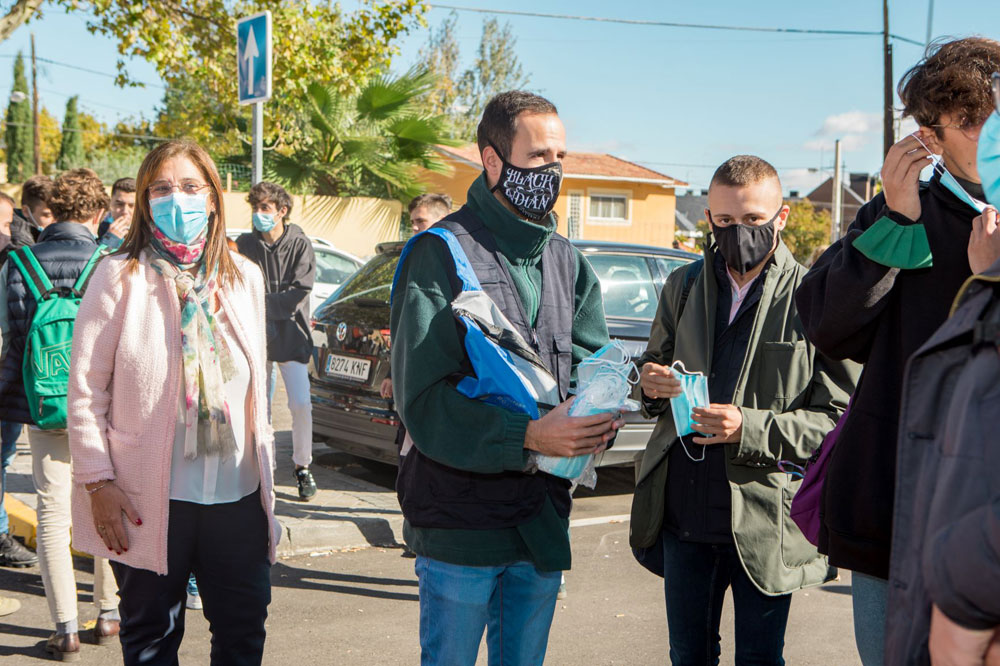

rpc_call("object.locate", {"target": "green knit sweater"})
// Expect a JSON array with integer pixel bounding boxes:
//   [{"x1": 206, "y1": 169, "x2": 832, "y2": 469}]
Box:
[{"x1": 390, "y1": 174, "x2": 609, "y2": 571}]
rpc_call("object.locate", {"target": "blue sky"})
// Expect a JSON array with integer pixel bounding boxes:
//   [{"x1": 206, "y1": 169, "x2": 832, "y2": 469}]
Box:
[{"x1": 0, "y1": 1, "x2": 997, "y2": 194}]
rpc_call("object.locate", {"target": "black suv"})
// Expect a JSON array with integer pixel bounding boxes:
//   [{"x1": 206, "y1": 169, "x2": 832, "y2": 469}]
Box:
[{"x1": 308, "y1": 239, "x2": 698, "y2": 466}]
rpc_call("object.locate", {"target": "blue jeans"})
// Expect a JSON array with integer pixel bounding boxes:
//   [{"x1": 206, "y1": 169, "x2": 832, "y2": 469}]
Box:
[
  {"x1": 661, "y1": 529, "x2": 792, "y2": 665},
  {"x1": 0, "y1": 420, "x2": 24, "y2": 535},
  {"x1": 851, "y1": 572, "x2": 887, "y2": 666},
  {"x1": 414, "y1": 556, "x2": 562, "y2": 666}
]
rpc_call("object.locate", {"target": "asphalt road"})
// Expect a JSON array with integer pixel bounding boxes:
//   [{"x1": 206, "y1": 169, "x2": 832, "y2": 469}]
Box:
[
  {"x1": 0, "y1": 461, "x2": 860, "y2": 665},
  {"x1": 1, "y1": 378, "x2": 860, "y2": 664}
]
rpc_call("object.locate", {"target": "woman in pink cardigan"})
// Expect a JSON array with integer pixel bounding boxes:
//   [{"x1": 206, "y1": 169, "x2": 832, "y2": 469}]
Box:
[{"x1": 68, "y1": 140, "x2": 279, "y2": 666}]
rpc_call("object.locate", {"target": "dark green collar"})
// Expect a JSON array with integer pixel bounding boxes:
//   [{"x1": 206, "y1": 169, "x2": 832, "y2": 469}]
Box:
[{"x1": 466, "y1": 173, "x2": 556, "y2": 263}]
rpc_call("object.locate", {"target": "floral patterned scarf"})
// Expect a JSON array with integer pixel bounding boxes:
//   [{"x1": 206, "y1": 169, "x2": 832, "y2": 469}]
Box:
[{"x1": 149, "y1": 228, "x2": 238, "y2": 460}]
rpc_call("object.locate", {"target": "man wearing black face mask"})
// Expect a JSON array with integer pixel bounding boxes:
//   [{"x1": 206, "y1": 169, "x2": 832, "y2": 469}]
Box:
[
  {"x1": 391, "y1": 91, "x2": 621, "y2": 664},
  {"x1": 631, "y1": 155, "x2": 859, "y2": 665}
]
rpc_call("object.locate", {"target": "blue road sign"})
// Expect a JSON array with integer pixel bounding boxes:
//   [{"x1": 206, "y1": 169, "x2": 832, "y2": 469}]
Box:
[{"x1": 237, "y1": 11, "x2": 272, "y2": 105}]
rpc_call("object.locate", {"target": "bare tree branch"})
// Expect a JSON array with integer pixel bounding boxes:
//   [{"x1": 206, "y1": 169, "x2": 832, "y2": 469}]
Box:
[{"x1": 0, "y1": 0, "x2": 44, "y2": 43}]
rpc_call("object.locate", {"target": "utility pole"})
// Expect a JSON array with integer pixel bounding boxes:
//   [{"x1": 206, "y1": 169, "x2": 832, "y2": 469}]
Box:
[
  {"x1": 883, "y1": 0, "x2": 894, "y2": 158},
  {"x1": 925, "y1": 0, "x2": 934, "y2": 46},
  {"x1": 832, "y1": 139, "x2": 843, "y2": 242},
  {"x1": 30, "y1": 32, "x2": 40, "y2": 175}
]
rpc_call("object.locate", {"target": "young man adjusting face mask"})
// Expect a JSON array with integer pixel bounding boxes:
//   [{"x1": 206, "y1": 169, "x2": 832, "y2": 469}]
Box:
[
  {"x1": 706, "y1": 176, "x2": 789, "y2": 285},
  {"x1": 483, "y1": 112, "x2": 566, "y2": 222}
]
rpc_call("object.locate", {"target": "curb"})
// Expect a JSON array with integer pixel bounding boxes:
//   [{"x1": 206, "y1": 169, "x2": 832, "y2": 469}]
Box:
[{"x1": 5, "y1": 493, "x2": 36, "y2": 549}]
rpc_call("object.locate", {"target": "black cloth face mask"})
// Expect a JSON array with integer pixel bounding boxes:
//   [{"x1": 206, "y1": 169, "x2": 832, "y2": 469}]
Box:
[
  {"x1": 709, "y1": 208, "x2": 781, "y2": 275},
  {"x1": 489, "y1": 142, "x2": 563, "y2": 222}
]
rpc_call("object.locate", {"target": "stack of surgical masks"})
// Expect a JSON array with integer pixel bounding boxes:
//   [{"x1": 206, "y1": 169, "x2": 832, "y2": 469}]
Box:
[{"x1": 532, "y1": 341, "x2": 639, "y2": 488}]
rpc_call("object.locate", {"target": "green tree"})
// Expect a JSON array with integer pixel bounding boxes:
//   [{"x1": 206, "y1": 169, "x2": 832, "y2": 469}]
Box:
[
  {"x1": 783, "y1": 198, "x2": 832, "y2": 264},
  {"x1": 453, "y1": 18, "x2": 530, "y2": 141},
  {"x1": 4, "y1": 51, "x2": 32, "y2": 181},
  {"x1": 418, "y1": 16, "x2": 531, "y2": 141},
  {"x1": 56, "y1": 1, "x2": 427, "y2": 155},
  {"x1": 417, "y1": 12, "x2": 461, "y2": 119},
  {"x1": 268, "y1": 69, "x2": 458, "y2": 202},
  {"x1": 57, "y1": 95, "x2": 84, "y2": 171}
]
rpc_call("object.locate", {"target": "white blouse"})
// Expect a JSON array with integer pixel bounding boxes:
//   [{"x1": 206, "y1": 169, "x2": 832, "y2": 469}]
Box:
[{"x1": 168, "y1": 309, "x2": 259, "y2": 504}]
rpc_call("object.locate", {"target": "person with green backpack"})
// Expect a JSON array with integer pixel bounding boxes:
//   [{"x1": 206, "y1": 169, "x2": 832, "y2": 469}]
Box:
[{"x1": 0, "y1": 168, "x2": 120, "y2": 661}]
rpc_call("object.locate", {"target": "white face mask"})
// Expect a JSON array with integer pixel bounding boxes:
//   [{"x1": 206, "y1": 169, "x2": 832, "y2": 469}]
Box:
[{"x1": 912, "y1": 132, "x2": 988, "y2": 213}]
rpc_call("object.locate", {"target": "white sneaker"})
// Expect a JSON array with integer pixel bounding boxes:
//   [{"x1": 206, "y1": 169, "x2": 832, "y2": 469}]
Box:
[{"x1": 186, "y1": 592, "x2": 203, "y2": 610}]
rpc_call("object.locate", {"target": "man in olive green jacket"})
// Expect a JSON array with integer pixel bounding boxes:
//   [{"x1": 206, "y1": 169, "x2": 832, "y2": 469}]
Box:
[{"x1": 630, "y1": 155, "x2": 859, "y2": 664}]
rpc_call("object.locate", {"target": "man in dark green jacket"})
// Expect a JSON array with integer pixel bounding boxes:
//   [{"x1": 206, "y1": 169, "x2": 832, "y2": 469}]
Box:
[
  {"x1": 631, "y1": 155, "x2": 858, "y2": 665},
  {"x1": 391, "y1": 91, "x2": 621, "y2": 665}
]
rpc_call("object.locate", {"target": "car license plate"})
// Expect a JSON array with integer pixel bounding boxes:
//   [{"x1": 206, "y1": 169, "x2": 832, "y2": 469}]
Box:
[{"x1": 325, "y1": 354, "x2": 371, "y2": 382}]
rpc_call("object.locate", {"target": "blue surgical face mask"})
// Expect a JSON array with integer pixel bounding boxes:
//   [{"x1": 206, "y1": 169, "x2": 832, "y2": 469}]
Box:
[
  {"x1": 978, "y1": 111, "x2": 1000, "y2": 206},
  {"x1": 252, "y1": 212, "x2": 276, "y2": 233},
  {"x1": 149, "y1": 192, "x2": 209, "y2": 244},
  {"x1": 668, "y1": 361, "x2": 711, "y2": 462},
  {"x1": 913, "y1": 133, "x2": 988, "y2": 213}
]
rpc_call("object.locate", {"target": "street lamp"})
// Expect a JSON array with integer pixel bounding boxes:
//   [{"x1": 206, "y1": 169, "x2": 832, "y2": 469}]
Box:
[{"x1": 9, "y1": 91, "x2": 25, "y2": 104}]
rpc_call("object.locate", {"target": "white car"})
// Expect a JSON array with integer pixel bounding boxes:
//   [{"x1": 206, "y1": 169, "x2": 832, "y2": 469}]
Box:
[{"x1": 226, "y1": 229, "x2": 364, "y2": 315}]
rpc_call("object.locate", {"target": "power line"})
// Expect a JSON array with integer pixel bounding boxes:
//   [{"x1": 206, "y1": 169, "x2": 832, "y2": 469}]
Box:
[
  {"x1": 429, "y1": 4, "x2": 925, "y2": 46},
  {"x1": 0, "y1": 53, "x2": 166, "y2": 90},
  {"x1": 1, "y1": 118, "x2": 171, "y2": 142}
]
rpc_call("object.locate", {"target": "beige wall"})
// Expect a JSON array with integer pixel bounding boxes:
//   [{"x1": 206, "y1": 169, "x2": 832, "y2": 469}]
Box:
[
  {"x1": 421, "y1": 164, "x2": 678, "y2": 248},
  {"x1": 222, "y1": 192, "x2": 401, "y2": 258}
]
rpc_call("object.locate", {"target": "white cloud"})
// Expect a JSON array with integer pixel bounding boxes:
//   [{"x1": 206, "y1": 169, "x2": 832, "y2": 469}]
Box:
[
  {"x1": 803, "y1": 134, "x2": 871, "y2": 152},
  {"x1": 781, "y1": 168, "x2": 827, "y2": 196},
  {"x1": 803, "y1": 110, "x2": 884, "y2": 154},
  {"x1": 816, "y1": 111, "x2": 883, "y2": 136}
]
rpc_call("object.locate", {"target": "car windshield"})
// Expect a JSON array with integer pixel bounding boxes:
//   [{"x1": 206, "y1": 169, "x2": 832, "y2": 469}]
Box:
[
  {"x1": 586, "y1": 253, "x2": 659, "y2": 320},
  {"x1": 328, "y1": 251, "x2": 398, "y2": 306},
  {"x1": 653, "y1": 257, "x2": 690, "y2": 290},
  {"x1": 315, "y1": 249, "x2": 360, "y2": 286}
]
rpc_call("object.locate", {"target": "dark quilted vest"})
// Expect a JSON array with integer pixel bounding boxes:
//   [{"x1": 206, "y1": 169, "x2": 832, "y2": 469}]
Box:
[
  {"x1": 0, "y1": 223, "x2": 100, "y2": 424},
  {"x1": 397, "y1": 207, "x2": 578, "y2": 530}
]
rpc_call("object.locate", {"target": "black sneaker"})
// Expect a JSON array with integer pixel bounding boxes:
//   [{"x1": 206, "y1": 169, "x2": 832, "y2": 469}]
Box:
[
  {"x1": 0, "y1": 532, "x2": 38, "y2": 568},
  {"x1": 295, "y1": 467, "x2": 317, "y2": 501}
]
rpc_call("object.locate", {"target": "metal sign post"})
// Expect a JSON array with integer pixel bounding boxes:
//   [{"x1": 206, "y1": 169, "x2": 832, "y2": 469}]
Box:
[{"x1": 237, "y1": 11, "x2": 272, "y2": 185}]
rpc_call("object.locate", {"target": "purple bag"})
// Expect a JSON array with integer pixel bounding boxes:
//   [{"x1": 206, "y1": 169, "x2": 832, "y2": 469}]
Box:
[{"x1": 789, "y1": 399, "x2": 852, "y2": 546}]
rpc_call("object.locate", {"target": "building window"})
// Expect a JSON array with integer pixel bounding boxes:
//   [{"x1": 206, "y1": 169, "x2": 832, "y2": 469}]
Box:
[
  {"x1": 589, "y1": 193, "x2": 629, "y2": 223},
  {"x1": 567, "y1": 191, "x2": 583, "y2": 239}
]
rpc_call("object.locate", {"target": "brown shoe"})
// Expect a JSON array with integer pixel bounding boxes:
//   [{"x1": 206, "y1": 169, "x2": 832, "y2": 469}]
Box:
[
  {"x1": 91, "y1": 617, "x2": 120, "y2": 645},
  {"x1": 45, "y1": 632, "x2": 80, "y2": 662}
]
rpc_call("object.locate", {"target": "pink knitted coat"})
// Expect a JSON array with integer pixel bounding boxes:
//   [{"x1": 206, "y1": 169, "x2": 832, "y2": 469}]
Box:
[{"x1": 67, "y1": 251, "x2": 279, "y2": 575}]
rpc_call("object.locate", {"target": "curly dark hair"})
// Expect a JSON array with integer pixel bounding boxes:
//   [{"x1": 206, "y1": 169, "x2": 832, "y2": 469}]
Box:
[
  {"x1": 48, "y1": 168, "x2": 109, "y2": 223},
  {"x1": 247, "y1": 181, "x2": 293, "y2": 218},
  {"x1": 898, "y1": 37, "x2": 1000, "y2": 135}
]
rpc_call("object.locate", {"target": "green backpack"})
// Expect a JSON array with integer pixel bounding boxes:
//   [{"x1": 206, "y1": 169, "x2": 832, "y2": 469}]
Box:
[{"x1": 8, "y1": 245, "x2": 105, "y2": 429}]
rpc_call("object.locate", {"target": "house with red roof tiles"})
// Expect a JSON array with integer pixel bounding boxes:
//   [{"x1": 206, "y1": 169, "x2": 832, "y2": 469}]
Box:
[{"x1": 423, "y1": 144, "x2": 688, "y2": 248}]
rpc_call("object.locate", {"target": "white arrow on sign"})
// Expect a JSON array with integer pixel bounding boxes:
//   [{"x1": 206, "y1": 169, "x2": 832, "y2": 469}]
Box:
[{"x1": 242, "y1": 24, "x2": 259, "y2": 96}]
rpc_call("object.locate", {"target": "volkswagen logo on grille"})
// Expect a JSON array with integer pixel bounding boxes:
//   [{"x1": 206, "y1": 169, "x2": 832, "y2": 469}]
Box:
[{"x1": 336, "y1": 322, "x2": 348, "y2": 341}]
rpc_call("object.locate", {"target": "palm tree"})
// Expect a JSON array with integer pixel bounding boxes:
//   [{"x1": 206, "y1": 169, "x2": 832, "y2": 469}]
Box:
[{"x1": 268, "y1": 68, "x2": 460, "y2": 202}]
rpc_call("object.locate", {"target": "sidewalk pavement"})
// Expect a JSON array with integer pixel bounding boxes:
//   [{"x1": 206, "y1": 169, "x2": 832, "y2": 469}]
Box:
[{"x1": 3, "y1": 380, "x2": 405, "y2": 558}]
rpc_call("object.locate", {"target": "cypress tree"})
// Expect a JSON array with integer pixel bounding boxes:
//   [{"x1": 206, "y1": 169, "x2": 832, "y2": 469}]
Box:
[
  {"x1": 4, "y1": 52, "x2": 33, "y2": 182},
  {"x1": 57, "y1": 96, "x2": 84, "y2": 171}
]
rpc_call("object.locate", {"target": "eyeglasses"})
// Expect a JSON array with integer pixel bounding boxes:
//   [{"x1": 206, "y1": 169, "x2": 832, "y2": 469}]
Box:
[
  {"x1": 992, "y1": 72, "x2": 1000, "y2": 115},
  {"x1": 149, "y1": 182, "x2": 209, "y2": 198},
  {"x1": 930, "y1": 121, "x2": 983, "y2": 141}
]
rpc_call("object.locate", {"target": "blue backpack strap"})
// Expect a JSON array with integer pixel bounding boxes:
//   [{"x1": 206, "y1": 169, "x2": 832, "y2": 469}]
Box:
[{"x1": 391, "y1": 227, "x2": 482, "y2": 304}]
